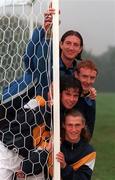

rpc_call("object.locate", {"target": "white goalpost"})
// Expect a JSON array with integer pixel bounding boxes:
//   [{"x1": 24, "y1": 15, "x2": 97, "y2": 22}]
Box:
[{"x1": 52, "y1": 0, "x2": 60, "y2": 179}]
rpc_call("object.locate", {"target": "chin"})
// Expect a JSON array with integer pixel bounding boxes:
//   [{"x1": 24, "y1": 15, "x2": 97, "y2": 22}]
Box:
[
  {"x1": 67, "y1": 106, "x2": 74, "y2": 110},
  {"x1": 83, "y1": 88, "x2": 90, "y2": 92},
  {"x1": 67, "y1": 55, "x2": 75, "y2": 59},
  {"x1": 65, "y1": 105, "x2": 72, "y2": 109}
]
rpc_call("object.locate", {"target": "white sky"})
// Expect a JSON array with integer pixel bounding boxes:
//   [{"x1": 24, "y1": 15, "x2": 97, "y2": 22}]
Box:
[
  {"x1": 0, "y1": 0, "x2": 32, "y2": 6},
  {"x1": 0, "y1": 0, "x2": 115, "y2": 55},
  {"x1": 60, "y1": 0, "x2": 115, "y2": 55}
]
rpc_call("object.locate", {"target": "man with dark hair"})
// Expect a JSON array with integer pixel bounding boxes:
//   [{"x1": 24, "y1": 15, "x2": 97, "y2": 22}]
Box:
[{"x1": 60, "y1": 75, "x2": 82, "y2": 125}]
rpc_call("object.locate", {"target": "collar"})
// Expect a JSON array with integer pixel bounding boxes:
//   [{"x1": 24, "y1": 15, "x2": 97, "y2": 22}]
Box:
[
  {"x1": 60, "y1": 57, "x2": 77, "y2": 70},
  {"x1": 62, "y1": 139, "x2": 82, "y2": 151}
]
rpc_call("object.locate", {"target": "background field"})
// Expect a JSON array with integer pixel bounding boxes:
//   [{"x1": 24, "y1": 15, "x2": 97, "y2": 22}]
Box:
[{"x1": 92, "y1": 93, "x2": 115, "y2": 180}]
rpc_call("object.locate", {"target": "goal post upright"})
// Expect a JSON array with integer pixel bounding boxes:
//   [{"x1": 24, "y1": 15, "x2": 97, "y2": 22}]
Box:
[{"x1": 52, "y1": 0, "x2": 60, "y2": 179}]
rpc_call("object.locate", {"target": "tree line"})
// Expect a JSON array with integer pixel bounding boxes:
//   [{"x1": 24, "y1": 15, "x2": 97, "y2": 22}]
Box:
[{"x1": 83, "y1": 46, "x2": 115, "y2": 92}]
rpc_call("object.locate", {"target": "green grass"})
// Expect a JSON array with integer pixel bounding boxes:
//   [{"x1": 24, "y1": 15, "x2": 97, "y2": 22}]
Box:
[{"x1": 91, "y1": 93, "x2": 115, "y2": 180}]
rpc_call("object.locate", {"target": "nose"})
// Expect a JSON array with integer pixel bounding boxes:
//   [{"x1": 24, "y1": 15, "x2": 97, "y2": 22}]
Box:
[
  {"x1": 69, "y1": 44, "x2": 74, "y2": 50},
  {"x1": 87, "y1": 77, "x2": 91, "y2": 84}
]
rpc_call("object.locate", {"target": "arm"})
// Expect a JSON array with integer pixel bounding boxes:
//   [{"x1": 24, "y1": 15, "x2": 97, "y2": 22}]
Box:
[
  {"x1": 22, "y1": 139, "x2": 52, "y2": 176},
  {"x1": 2, "y1": 27, "x2": 46, "y2": 100},
  {"x1": 23, "y1": 27, "x2": 46, "y2": 71},
  {"x1": 61, "y1": 165, "x2": 93, "y2": 180},
  {"x1": 21, "y1": 149, "x2": 48, "y2": 175},
  {"x1": 56, "y1": 152, "x2": 95, "y2": 180},
  {"x1": 85, "y1": 101, "x2": 96, "y2": 137},
  {"x1": 82, "y1": 99, "x2": 96, "y2": 137},
  {"x1": 76, "y1": 97, "x2": 96, "y2": 137},
  {"x1": 2, "y1": 7, "x2": 55, "y2": 101},
  {"x1": 16, "y1": 150, "x2": 49, "y2": 178}
]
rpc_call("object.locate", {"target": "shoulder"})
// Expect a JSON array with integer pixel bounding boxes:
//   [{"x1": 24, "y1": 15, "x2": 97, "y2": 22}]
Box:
[
  {"x1": 77, "y1": 96, "x2": 96, "y2": 107},
  {"x1": 80, "y1": 139, "x2": 95, "y2": 154}
]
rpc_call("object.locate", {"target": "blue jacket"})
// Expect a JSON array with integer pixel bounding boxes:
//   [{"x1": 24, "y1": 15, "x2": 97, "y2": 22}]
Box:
[
  {"x1": 75, "y1": 97, "x2": 96, "y2": 136},
  {"x1": 61, "y1": 139, "x2": 96, "y2": 180},
  {"x1": 2, "y1": 27, "x2": 51, "y2": 101},
  {"x1": 60, "y1": 57, "x2": 77, "y2": 77}
]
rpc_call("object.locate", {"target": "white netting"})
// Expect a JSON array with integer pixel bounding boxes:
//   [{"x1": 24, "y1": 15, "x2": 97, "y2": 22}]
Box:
[
  {"x1": 0, "y1": 0, "x2": 59, "y2": 179},
  {"x1": 0, "y1": 0, "x2": 50, "y2": 96}
]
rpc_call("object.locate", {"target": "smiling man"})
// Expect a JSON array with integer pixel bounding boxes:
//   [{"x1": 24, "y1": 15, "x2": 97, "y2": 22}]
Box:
[
  {"x1": 75, "y1": 59, "x2": 98, "y2": 96},
  {"x1": 60, "y1": 75, "x2": 82, "y2": 122},
  {"x1": 44, "y1": 7, "x2": 84, "y2": 77},
  {"x1": 75, "y1": 59, "x2": 98, "y2": 137},
  {"x1": 56, "y1": 109, "x2": 96, "y2": 180},
  {"x1": 59, "y1": 30, "x2": 83, "y2": 77}
]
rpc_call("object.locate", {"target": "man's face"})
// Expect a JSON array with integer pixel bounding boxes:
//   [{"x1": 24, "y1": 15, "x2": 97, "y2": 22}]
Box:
[
  {"x1": 64, "y1": 115, "x2": 85, "y2": 143},
  {"x1": 61, "y1": 88, "x2": 79, "y2": 109},
  {"x1": 60, "y1": 35, "x2": 82, "y2": 61},
  {"x1": 75, "y1": 67, "x2": 97, "y2": 93}
]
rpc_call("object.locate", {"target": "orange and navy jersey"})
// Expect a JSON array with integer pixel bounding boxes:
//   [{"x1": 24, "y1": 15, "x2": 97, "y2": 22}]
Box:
[{"x1": 61, "y1": 139, "x2": 96, "y2": 180}]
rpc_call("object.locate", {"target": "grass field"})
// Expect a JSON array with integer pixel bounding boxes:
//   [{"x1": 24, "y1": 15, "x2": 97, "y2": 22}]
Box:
[{"x1": 91, "y1": 93, "x2": 115, "y2": 180}]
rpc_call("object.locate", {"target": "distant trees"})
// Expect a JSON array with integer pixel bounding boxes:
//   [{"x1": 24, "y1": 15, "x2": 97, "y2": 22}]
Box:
[
  {"x1": 95, "y1": 46, "x2": 115, "y2": 92},
  {"x1": 82, "y1": 46, "x2": 115, "y2": 92}
]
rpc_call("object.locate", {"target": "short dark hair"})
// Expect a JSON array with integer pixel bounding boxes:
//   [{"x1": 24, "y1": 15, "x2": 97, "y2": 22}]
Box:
[
  {"x1": 60, "y1": 30, "x2": 83, "y2": 60},
  {"x1": 60, "y1": 75, "x2": 82, "y2": 97}
]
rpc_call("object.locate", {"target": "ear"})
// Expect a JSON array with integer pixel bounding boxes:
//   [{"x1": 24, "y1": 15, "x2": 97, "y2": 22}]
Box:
[
  {"x1": 82, "y1": 122, "x2": 85, "y2": 129},
  {"x1": 60, "y1": 41, "x2": 63, "y2": 49},
  {"x1": 62, "y1": 123, "x2": 65, "y2": 129},
  {"x1": 79, "y1": 46, "x2": 83, "y2": 53}
]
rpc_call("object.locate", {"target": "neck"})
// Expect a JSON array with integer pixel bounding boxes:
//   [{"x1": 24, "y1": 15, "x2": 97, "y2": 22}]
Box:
[
  {"x1": 65, "y1": 136, "x2": 80, "y2": 144},
  {"x1": 61, "y1": 54, "x2": 74, "y2": 68}
]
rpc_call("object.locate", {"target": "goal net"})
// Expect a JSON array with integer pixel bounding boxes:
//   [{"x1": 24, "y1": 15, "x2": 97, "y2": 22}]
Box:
[{"x1": 0, "y1": 0, "x2": 60, "y2": 179}]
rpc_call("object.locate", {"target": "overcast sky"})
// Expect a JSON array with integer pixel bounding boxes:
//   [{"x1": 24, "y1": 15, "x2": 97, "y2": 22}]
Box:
[
  {"x1": 0, "y1": 0, "x2": 115, "y2": 55},
  {"x1": 59, "y1": 0, "x2": 115, "y2": 55}
]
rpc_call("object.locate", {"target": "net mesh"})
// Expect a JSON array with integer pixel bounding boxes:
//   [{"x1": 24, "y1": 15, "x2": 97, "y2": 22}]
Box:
[{"x1": 0, "y1": 0, "x2": 53, "y2": 179}]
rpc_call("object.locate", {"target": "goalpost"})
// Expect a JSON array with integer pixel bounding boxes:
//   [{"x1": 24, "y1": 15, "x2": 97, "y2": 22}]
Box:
[
  {"x1": 52, "y1": 0, "x2": 60, "y2": 179},
  {"x1": 0, "y1": 0, "x2": 60, "y2": 179}
]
